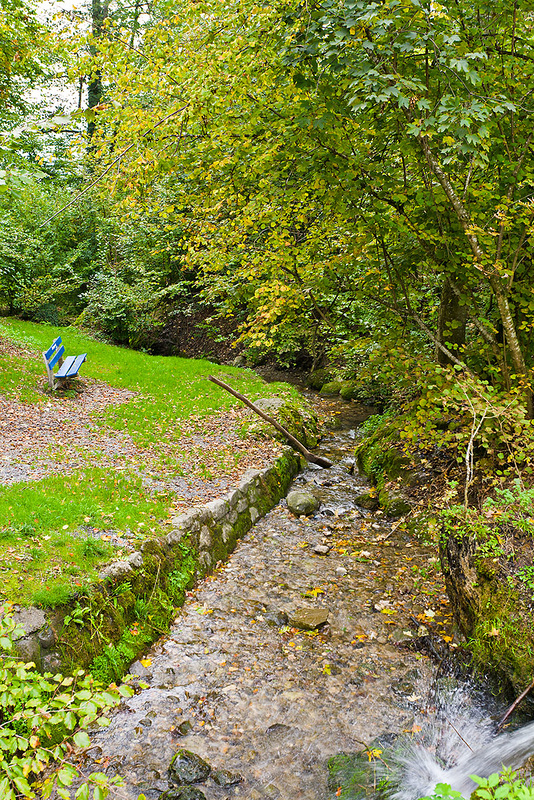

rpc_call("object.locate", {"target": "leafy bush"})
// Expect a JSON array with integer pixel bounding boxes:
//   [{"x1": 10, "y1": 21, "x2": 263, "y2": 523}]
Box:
[
  {"x1": 423, "y1": 770, "x2": 534, "y2": 800},
  {"x1": 0, "y1": 603, "x2": 137, "y2": 799}
]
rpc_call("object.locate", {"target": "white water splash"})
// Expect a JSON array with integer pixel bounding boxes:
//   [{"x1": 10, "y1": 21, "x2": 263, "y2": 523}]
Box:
[{"x1": 387, "y1": 683, "x2": 534, "y2": 800}]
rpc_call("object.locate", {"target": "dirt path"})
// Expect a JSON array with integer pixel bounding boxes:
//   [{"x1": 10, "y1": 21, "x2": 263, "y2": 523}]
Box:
[{"x1": 0, "y1": 348, "x2": 283, "y2": 507}]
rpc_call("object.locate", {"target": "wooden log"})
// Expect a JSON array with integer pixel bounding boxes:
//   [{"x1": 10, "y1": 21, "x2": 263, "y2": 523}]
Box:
[{"x1": 208, "y1": 375, "x2": 333, "y2": 469}]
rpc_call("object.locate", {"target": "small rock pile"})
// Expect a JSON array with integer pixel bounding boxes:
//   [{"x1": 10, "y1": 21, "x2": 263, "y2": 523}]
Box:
[{"x1": 160, "y1": 749, "x2": 242, "y2": 799}]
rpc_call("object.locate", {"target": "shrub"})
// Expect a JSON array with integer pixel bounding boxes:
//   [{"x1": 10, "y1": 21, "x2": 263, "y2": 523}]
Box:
[{"x1": 0, "y1": 603, "x2": 138, "y2": 799}]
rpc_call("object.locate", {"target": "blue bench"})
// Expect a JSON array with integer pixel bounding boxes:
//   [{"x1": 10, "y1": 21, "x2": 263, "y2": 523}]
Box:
[{"x1": 42, "y1": 336, "x2": 87, "y2": 390}]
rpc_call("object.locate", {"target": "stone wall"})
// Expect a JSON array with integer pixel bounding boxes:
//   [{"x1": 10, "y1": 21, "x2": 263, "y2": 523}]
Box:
[{"x1": 12, "y1": 447, "x2": 301, "y2": 674}]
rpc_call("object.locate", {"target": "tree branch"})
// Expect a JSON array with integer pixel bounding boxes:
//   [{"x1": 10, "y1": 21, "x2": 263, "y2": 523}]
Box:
[{"x1": 39, "y1": 106, "x2": 188, "y2": 227}]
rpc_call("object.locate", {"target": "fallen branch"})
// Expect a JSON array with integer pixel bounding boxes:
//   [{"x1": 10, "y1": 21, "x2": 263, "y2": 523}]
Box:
[
  {"x1": 208, "y1": 375, "x2": 333, "y2": 468},
  {"x1": 380, "y1": 513, "x2": 411, "y2": 541},
  {"x1": 496, "y1": 677, "x2": 534, "y2": 731}
]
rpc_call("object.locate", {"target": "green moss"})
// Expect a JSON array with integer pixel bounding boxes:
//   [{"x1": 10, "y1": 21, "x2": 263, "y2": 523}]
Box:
[
  {"x1": 320, "y1": 380, "x2": 342, "y2": 396},
  {"x1": 339, "y1": 381, "x2": 359, "y2": 401},
  {"x1": 307, "y1": 368, "x2": 333, "y2": 390},
  {"x1": 355, "y1": 412, "x2": 412, "y2": 492},
  {"x1": 377, "y1": 488, "x2": 411, "y2": 518},
  {"x1": 90, "y1": 626, "x2": 153, "y2": 685},
  {"x1": 440, "y1": 496, "x2": 534, "y2": 692}
]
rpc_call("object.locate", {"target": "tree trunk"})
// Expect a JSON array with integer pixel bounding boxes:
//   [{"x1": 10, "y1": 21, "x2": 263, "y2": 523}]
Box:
[
  {"x1": 419, "y1": 135, "x2": 534, "y2": 416},
  {"x1": 437, "y1": 277, "x2": 467, "y2": 366},
  {"x1": 87, "y1": 0, "x2": 110, "y2": 141}
]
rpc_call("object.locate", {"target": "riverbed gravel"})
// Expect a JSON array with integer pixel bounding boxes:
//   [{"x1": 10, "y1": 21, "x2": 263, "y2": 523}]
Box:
[{"x1": 85, "y1": 417, "x2": 453, "y2": 800}]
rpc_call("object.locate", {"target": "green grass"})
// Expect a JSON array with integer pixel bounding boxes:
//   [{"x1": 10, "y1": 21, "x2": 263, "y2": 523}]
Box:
[
  {"x1": 0, "y1": 318, "x2": 296, "y2": 446},
  {"x1": 0, "y1": 318, "x2": 298, "y2": 607},
  {"x1": 0, "y1": 348, "x2": 46, "y2": 403},
  {"x1": 0, "y1": 467, "x2": 172, "y2": 606}
]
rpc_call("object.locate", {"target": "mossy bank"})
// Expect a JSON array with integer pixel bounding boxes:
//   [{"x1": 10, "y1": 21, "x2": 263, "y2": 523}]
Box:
[
  {"x1": 440, "y1": 491, "x2": 534, "y2": 695},
  {"x1": 11, "y1": 447, "x2": 300, "y2": 684}
]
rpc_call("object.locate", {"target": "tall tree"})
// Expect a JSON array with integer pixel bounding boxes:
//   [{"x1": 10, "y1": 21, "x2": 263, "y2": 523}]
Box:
[{"x1": 74, "y1": 0, "x2": 534, "y2": 410}]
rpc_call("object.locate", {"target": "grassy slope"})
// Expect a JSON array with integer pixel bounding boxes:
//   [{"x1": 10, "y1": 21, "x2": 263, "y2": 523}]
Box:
[{"x1": 0, "y1": 319, "x2": 294, "y2": 606}]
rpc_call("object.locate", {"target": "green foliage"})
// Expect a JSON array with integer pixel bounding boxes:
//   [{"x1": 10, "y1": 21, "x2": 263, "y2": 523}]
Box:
[
  {"x1": 58, "y1": 0, "x2": 534, "y2": 408},
  {"x1": 424, "y1": 770, "x2": 534, "y2": 800},
  {"x1": 0, "y1": 603, "x2": 134, "y2": 799},
  {"x1": 167, "y1": 546, "x2": 196, "y2": 603},
  {"x1": 442, "y1": 481, "x2": 534, "y2": 554},
  {"x1": 90, "y1": 626, "x2": 152, "y2": 686}
]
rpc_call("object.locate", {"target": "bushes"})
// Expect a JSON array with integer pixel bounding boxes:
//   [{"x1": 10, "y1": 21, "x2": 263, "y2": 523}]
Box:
[
  {"x1": 424, "y1": 771, "x2": 534, "y2": 800},
  {"x1": 0, "y1": 604, "x2": 135, "y2": 799}
]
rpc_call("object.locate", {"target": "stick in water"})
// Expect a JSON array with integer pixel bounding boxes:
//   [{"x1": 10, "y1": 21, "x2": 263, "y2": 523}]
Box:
[
  {"x1": 497, "y1": 678, "x2": 534, "y2": 731},
  {"x1": 208, "y1": 375, "x2": 333, "y2": 468}
]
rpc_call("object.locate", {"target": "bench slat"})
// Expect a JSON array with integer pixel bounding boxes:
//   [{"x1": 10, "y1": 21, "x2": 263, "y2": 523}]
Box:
[
  {"x1": 55, "y1": 353, "x2": 86, "y2": 378},
  {"x1": 68, "y1": 353, "x2": 87, "y2": 375},
  {"x1": 44, "y1": 336, "x2": 62, "y2": 361},
  {"x1": 55, "y1": 355, "x2": 76, "y2": 378},
  {"x1": 48, "y1": 345, "x2": 65, "y2": 370}
]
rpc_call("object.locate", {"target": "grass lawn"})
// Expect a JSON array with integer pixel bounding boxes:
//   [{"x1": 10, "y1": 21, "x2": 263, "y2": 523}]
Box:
[{"x1": 0, "y1": 319, "x2": 296, "y2": 606}]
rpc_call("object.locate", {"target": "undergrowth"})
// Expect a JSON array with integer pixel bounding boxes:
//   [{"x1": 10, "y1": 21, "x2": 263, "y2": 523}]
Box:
[{"x1": 0, "y1": 603, "x2": 141, "y2": 800}]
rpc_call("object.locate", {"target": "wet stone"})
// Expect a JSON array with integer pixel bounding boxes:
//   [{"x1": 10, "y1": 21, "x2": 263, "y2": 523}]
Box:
[
  {"x1": 354, "y1": 491, "x2": 379, "y2": 511},
  {"x1": 37, "y1": 625, "x2": 56, "y2": 649},
  {"x1": 286, "y1": 490, "x2": 320, "y2": 516},
  {"x1": 42, "y1": 651, "x2": 63, "y2": 673},
  {"x1": 287, "y1": 607, "x2": 329, "y2": 630},
  {"x1": 160, "y1": 788, "x2": 207, "y2": 800},
  {"x1": 176, "y1": 720, "x2": 193, "y2": 736},
  {"x1": 266, "y1": 723, "x2": 291, "y2": 737},
  {"x1": 168, "y1": 750, "x2": 211, "y2": 786},
  {"x1": 263, "y1": 609, "x2": 288, "y2": 627},
  {"x1": 211, "y1": 768, "x2": 243, "y2": 787},
  {"x1": 129, "y1": 660, "x2": 152, "y2": 678}
]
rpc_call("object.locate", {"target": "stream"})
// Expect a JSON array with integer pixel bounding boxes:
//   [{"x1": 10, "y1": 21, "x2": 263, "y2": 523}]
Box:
[{"x1": 84, "y1": 402, "x2": 533, "y2": 800}]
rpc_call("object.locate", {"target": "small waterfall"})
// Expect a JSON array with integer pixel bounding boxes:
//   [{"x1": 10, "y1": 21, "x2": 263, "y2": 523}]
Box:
[{"x1": 384, "y1": 683, "x2": 534, "y2": 800}]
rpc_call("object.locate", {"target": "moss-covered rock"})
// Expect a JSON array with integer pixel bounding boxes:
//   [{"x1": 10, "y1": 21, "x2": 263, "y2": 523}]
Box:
[
  {"x1": 378, "y1": 486, "x2": 412, "y2": 518},
  {"x1": 326, "y1": 734, "x2": 398, "y2": 799},
  {"x1": 320, "y1": 380, "x2": 343, "y2": 396},
  {"x1": 243, "y1": 397, "x2": 319, "y2": 448},
  {"x1": 339, "y1": 381, "x2": 359, "y2": 401},
  {"x1": 354, "y1": 491, "x2": 379, "y2": 511},
  {"x1": 307, "y1": 368, "x2": 333, "y2": 390}
]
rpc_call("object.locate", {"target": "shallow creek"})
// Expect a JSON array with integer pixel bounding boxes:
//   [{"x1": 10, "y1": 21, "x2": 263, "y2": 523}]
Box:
[{"x1": 87, "y1": 406, "x2": 458, "y2": 799}]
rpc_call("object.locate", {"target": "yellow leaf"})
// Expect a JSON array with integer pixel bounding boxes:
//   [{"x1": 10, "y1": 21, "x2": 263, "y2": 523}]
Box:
[{"x1": 140, "y1": 658, "x2": 151, "y2": 668}]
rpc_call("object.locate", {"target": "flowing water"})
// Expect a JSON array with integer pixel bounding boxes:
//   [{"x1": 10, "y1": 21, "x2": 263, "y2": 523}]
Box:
[{"x1": 84, "y1": 402, "x2": 534, "y2": 800}]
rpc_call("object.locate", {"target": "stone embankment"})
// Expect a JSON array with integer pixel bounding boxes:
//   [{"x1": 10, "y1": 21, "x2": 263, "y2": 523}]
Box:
[{"x1": 12, "y1": 447, "x2": 301, "y2": 674}]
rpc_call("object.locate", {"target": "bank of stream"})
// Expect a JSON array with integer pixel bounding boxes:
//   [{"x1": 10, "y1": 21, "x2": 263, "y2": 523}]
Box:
[{"x1": 82, "y1": 401, "x2": 518, "y2": 799}]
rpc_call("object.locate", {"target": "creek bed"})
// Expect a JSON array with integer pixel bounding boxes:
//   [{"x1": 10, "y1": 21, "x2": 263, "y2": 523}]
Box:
[{"x1": 86, "y1": 405, "x2": 454, "y2": 799}]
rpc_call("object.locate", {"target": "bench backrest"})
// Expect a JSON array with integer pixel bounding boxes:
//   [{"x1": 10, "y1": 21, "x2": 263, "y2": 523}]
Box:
[{"x1": 43, "y1": 336, "x2": 65, "y2": 370}]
